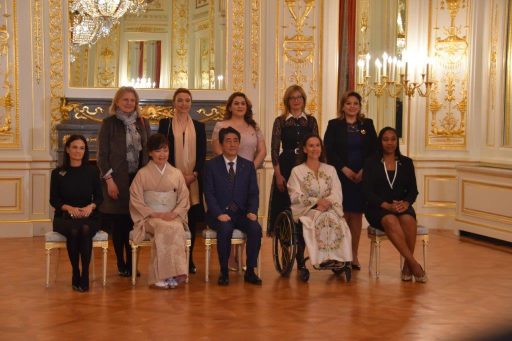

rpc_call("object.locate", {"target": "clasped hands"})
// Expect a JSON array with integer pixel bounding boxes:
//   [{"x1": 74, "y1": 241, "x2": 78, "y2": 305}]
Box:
[
  {"x1": 383, "y1": 200, "x2": 409, "y2": 213},
  {"x1": 314, "y1": 198, "x2": 332, "y2": 212},
  {"x1": 64, "y1": 204, "x2": 95, "y2": 218},
  {"x1": 150, "y1": 211, "x2": 179, "y2": 221},
  {"x1": 342, "y1": 167, "x2": 363, "y2": 183}
]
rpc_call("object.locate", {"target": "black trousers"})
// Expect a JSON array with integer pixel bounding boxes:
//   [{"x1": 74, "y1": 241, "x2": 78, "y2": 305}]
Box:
[
  {"x1": 213, "y1": 213, "x2": 262, "y2": 274},
  {"x1": 53, "y1": 216, "x2": 99, "y2": 287},
  {"x1": 102, "y1": 213, "x2": 133, "y2": 272}
]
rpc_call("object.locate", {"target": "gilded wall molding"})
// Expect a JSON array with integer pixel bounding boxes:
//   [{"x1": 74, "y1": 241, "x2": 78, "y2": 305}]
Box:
[
  {"x1": 49, "y1": 0, "x2": 64, "y2": 150},
  {"x1": 276, "y1": 0, "x2": 323, "y2": 125},
  {"x1": 171, "y1": 0, "x2": 189, "y2": 88},
  {"x1": 0, "y1": 0, "x2": 19, "y2": 148},
  {"x1": 486, "y1": 1, "x2": 499, "y2": 147},
  {"x1": 250, "y1": 0, "x2": 260, "y2": 87},
  {"x1": 232, "y1": 0, "x2": 245, "y2": 92},
  {"x1": 33, "y1": 0, "x2": 42, "y2": 84},
  {"x1": 426, "y1": 0, "x2": 470, "y2": 149}
]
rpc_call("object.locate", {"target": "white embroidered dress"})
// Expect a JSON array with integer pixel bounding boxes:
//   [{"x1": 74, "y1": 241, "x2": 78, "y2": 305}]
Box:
[{"x1": 287, "y1": 163, "x2": 352, "y2": 266}]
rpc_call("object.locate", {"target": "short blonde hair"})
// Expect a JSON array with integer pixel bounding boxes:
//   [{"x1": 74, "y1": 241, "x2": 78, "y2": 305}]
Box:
[
  {"x1": 109, "y1": 86, "x2": 141, "y2": 115},
  {"x1": 281, "y1": 84, "x2": 307, "y2": 117}
]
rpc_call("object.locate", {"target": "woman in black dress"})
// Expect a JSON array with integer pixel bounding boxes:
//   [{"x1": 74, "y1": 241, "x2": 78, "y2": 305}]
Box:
[
  {"x1": 324, "y1": 91, "x2": 377, "y2": 269},
  {"x1": 362, "y1": 127, "x2": 427, "y2": 283},
  {"x1": 158, "y1": 88, "x2": 206, "y2": 274},
  {"x1": 50, "y1": 135, "x2": 103, "y2": 292},
  {"x1": 267, "y1": 84, "x2": 319, "y2": 236}
]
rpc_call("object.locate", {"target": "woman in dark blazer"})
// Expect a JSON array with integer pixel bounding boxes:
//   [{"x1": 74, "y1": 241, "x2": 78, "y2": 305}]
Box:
[
  {"x1": 324, "y1": 91, "x2": 377, "y2": 269},
  {"x1": 158, "y1": 88, "x2": 206, "y2": 274},
  {"x1": 362, "y1": 127, "x2": 426, "y2": 283},
  {"x1": 97, "y1": 86, "x2": 151, "y2": 277}
]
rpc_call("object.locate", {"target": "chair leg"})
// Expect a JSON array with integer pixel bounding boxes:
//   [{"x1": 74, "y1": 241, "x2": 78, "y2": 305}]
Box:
[
  {"x1": 55, "y1": 249, "x2": 61, "y2": 283},
  {"x1": 102, "y1": 246, "x2": 108, "y2": 287},
  {"x1": 423, "y1": 239, "x2": 428, "y2": 272},
  {"x1": 91, "y1": 248, "x2": 96, "y2": 281},
  {"x1": 368, "y1": 240, "x2": 374, "y2": 275},
  {"x1": 186, "y1": 244, "x2": 190, "y2": 283},
  {"x1": 375, "y1": 240, "x2": 381, "y2": 278},
  {"x1": 205, "y1": 241, "x2": 211, "y2": 283},
  {"x1": 237, "y1": 244, "x2": 243, "y2": 273},
  {"x1": 45, "y1": 248, "x2": 51, "y2": 288},
  {"x1": 131, "y1": 245, "x2": 138, "y2": 286}
]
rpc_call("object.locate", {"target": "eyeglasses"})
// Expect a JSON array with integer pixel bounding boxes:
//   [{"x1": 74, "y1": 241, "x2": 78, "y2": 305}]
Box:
[{"x1": 289, "y1": 95, "x2": 304, "y2": 101}]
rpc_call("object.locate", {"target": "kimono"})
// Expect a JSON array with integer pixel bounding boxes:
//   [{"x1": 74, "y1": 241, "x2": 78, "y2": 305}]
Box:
[
  {"x1": 129, "y1": 161, "x2": 190, "y2": 285},
  {"x1": 287, "y1": 163, "x2": 352, "y2": 266}
]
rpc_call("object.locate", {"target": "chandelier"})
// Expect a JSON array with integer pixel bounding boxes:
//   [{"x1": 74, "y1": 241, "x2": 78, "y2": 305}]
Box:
[{"x1": 70, "y1": 0, "x2": 150, "y2": 49}]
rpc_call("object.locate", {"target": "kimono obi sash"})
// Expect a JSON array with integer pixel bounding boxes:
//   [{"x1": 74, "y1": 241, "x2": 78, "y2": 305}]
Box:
[{"x1": 143, "y1": 191, "x2": 177, "y2": 213}]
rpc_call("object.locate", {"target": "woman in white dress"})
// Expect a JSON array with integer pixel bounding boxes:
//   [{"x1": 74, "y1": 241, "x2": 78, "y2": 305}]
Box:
[
  {"x1": 287, "y1": 134, "x2": 353, "y2": 268},
  {"x1": 130, "y1": 133, "x2": 190, "y2": 289}
]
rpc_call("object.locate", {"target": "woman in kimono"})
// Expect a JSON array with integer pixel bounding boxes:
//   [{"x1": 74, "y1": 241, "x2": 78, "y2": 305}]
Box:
[
  {"x1": 287, "y1": 134, "x2": 352, "y2": 268},
  {"x1": 129, "y1": 133, "x2": 190, "y2": 289}
]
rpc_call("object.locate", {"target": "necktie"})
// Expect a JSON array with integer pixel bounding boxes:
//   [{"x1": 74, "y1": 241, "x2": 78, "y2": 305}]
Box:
[{"x1": 228, "y1": 162, "x2": 235, "y2": 181}]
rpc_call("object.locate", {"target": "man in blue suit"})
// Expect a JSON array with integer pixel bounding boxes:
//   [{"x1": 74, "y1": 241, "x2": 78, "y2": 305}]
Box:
[{"x1": 204, "y1": 127, "x2": 262, "y2": 286}]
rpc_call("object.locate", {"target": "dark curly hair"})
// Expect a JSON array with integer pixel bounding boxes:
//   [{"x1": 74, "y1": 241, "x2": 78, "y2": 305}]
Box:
[
  {"x1": 224, "y1": 92, "x2": 257, "y2": 129},
  {"x1": 62, "y1": 135, "x2": 89, "y2": 169}
]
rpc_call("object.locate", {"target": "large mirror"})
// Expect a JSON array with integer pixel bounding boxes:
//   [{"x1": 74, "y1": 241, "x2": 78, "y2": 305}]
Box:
[
  {"x1": 357, "y1": 0, "x2": 407, "y2": 138},
  {"x1": 68, "y1": 0, "x2": 227, "y2": 89}
]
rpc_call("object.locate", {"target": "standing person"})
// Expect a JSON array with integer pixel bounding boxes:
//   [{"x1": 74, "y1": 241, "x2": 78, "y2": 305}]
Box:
[
  {"x1": 267, "y1": 84, "x2": 319, "y2": 236},
  {"x1": 97, "y1": 86, "x2": 151, "y2": 277},
  {"x1": 50, "y1": 135, "x2": 103, "y2": 292},
  {"x1": 363, "y1": 127, "x2": 426, "y2": 282},
  {"x1": 211, "y1": 92, "x2": 266, "y2": 169},
  {"x1": 324, "y1": 91, "x2": 377, "y2": 270},
  {"x1": 129, "y1": 134, "x2": 190, "y2": 289},
  {"x1": 204, "y1": 127, "x2": 263, "y2": 286},
  {"x1": 211, "y1": 91, "x2": 266, "y2": 270},
  {"x1": 158, "y1": 88, "x2": 206, "y2": 274}
]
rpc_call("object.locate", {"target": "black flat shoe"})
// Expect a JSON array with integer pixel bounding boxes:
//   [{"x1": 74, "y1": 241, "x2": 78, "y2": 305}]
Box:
[
  {"x1": 77, "y1": 286, "x2": 89, "y2": 292},
  {"x1": 351, "y1": 263, "x2": 361, "y2": 271},
  {"x1": 72, "y1": 285, "x2": 80, "y2": 291},
  {"x1": 189, "y1": 262, "x2": 197, "y2": 274},
  {"x1": 218, "y1": 273, "x2": 229, "y2": 286},
  {"x1": 244, "y1": 272, "x2": 262, "y2": 285}
]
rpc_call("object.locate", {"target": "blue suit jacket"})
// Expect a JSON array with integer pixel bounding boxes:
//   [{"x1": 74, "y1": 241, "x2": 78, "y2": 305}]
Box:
[{"x1": 204, "y1": 155, "x2": 259, "y2": 226}]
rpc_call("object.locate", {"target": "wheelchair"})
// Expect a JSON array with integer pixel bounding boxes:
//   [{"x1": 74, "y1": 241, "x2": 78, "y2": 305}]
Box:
[{"x1": 272, "y1": 210, "x2": 352, "y2": 282}]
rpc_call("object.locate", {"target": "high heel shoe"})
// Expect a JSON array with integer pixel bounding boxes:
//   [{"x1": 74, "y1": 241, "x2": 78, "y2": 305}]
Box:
[
  {"x1": 413, "y1": 266, "x2": 428, "y2": 283},
  {"x1": 401, "y1": 272, "x2": 413, "y2": 281}
]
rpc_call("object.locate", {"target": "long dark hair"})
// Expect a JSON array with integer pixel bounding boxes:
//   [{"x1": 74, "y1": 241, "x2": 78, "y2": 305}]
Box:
[
  {"x1": 62, "y1": 135, "x2": 89, "y2": 169},
  {"x1": 338, "y1": 91, "x2": 365, "y2": 120},
  {"x1": 224, "y1": 92, "x2": 257, "y2": 129},
  {"x1": 377, "y1": 126, "x2": 402, "y2": 158},
  {"x1": 297, "y1": 134, "x2": 326, "y2": 164}
]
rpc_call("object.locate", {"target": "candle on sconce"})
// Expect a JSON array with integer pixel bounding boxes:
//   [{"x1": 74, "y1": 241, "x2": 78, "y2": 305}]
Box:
[
  {"x1": 382, "y1": 52, "x2": 388, "y2": 77},
  {"x1": 375, "y1": 58, "x2": 382, "y2": 84},
  {"x1": 217, "y1": 75, "x2": 224, "y2": 89},
  {"x1": 357, "y1": 59, "x2": 365, "y2": 83},
  {"x1": 365, "y1": 53, "x2": 371, "y2": 78}
]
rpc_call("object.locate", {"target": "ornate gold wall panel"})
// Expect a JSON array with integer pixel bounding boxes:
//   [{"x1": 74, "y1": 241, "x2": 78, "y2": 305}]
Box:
[
  {"x1": 0, "y1": 177, "x2": 22, "y2": 212},
  {"x1": 94, "y1": 26, "x2": 120, "y2": 88},
  {"x1": 232, "y1": 0, "x2": 245, "y2": 92},
  {"x1": 486, "y1": 1, "x2": 499, "y2": 147},
  {"x1": 426, "y1": 0, "x2": 470, "y2": 149},
  {"x1": 49, "y1": 0, "x2": 64, "y2": 149},
  {"x1": 423, "y1": 175, "x2": 457, "y2": 207},
  {"x1": 33, "y1": 0, "x2": 42, "y2": 84},
  {"x1": 0, "y1": 0, "x2": 19, "y2": 148},
  {"x1": 250, "y1": 0, "x2": 260, "y2": 87},
  {"x1": 171, "y1": 0, "x2": 189, "y2": 88},
  {"x1": 276, "y1": 0, "x2": 323, "y2": 125}
]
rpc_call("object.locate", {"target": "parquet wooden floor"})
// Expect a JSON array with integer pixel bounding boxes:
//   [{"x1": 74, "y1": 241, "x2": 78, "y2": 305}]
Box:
[{"x1": 0, "y1": 230, "x2": 511, "y2": 340}]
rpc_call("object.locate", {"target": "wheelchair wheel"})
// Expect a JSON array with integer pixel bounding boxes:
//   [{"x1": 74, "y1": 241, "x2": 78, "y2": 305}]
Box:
[{"x1": 272, "y1": 210, "x2": 298, "y2": 276}]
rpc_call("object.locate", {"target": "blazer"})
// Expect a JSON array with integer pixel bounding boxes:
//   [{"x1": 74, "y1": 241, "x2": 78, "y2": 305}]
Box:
[
  {"x1": 97, "y1": 115, "x2": 151, "y2": 214},
  {"x1": 324, "y1": 117, "x2": 377, "y2": 175},
  {"x1": 362, "y1": 154, "x2": 419, "y2": 208},
  {"x1": 203, "y1": 155, "x2": 259, "y2": 226}
]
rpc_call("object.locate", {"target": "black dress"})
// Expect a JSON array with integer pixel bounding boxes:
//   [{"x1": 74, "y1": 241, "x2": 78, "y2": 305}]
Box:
[
  {"x1": 267, "y1": 114, "x2": 318, "y2": 235},
  {"x1": 324, "y1": 118, "x2": 377, "y2": 213},
  {"x1": 362, "y1": 155, "x2": 418, "y2": 230},
  {"x1": 50, "y1": 164, "x2": 103, "y2": 288}
]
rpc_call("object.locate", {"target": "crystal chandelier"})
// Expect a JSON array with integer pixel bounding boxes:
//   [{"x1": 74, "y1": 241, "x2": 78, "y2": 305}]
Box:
[{"x1": 70, "y1": 0, "x2": 149, "y2": 48}]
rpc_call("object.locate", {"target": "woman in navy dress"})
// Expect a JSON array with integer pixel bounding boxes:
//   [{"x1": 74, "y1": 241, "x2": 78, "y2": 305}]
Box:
[{"x1": 324, "y1": 91, "x2": 377, "y2": 269}]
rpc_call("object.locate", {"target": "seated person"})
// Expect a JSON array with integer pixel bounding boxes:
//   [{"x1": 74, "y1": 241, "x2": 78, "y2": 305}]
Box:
[
  {"x1": 129, "y1": 133, "x2": 190, "y2": 289},
  {"x1": 362, "y1": 127, "x2": 427, "y2": 283},
  {"x1": 204, "y1": 127, "x2": 263, "y2": 286},
  {"x1": 50, "y1": 135, "x2": 103, "y2": 292},
  {"x1": 287, "y1": 134, "x2": 352, "y2": 269}
]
